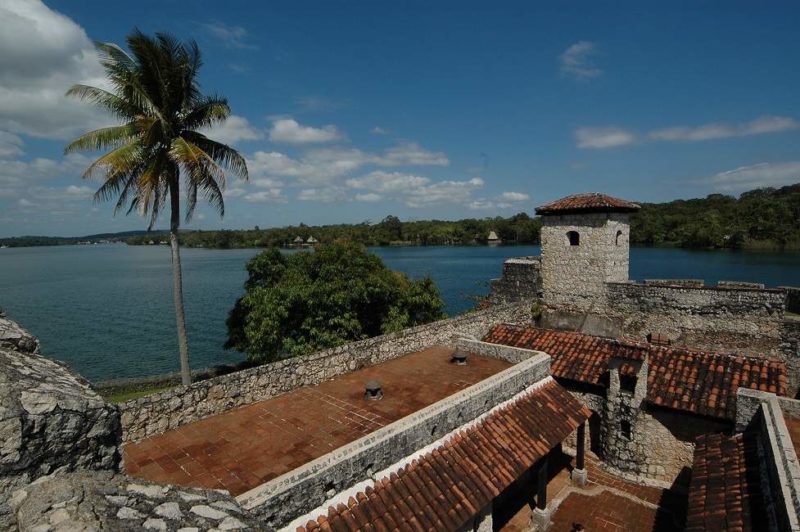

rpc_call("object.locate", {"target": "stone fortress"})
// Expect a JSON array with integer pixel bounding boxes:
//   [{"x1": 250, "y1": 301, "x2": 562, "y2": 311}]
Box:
[{"x1": 1, "y1": 192, "x2": 800, "y2": 531}]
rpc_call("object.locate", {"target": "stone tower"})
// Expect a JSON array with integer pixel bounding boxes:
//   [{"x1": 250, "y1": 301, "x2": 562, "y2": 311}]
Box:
[{"x1": 536, "y1": 193, "x2": 640, "y2": 311}]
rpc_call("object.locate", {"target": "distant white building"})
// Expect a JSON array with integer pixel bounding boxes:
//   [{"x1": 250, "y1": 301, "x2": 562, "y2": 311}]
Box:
[
  {"x1": 306, "y1": 236, "x2": 318, "y2": 244},
  {"x1": 487, "y1": 231, "x2": 501, "y2": 244}
]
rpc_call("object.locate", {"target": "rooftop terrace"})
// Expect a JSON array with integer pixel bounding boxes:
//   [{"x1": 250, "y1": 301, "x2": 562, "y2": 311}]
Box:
[{"x1": 123, "y1": 346, "x2": 511, "y2": 496}]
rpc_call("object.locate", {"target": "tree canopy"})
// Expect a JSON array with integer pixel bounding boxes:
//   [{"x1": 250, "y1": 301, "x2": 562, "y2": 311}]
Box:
[{"x1": 225, "y1": 243, "x2": 446, "y2": 362}]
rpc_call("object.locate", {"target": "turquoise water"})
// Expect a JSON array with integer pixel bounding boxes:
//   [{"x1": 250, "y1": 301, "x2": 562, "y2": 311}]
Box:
[{"x1": 1, "y1": 244, "x2": 799, "y2": 382}]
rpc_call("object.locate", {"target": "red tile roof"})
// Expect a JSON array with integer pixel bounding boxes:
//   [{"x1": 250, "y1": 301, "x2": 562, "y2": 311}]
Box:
[
  {"x1": 299, "y1": 380, "x2": 590, "y2": 531},
  {"x1": 686, "y1": 432, "x2": 768, "y2": 531},
  {"x1": 535, "y1": 193, "x2": 641, "y2": 215},
  {"x1": 483, "y1": 324, "x2": 787, "y2": 420}
]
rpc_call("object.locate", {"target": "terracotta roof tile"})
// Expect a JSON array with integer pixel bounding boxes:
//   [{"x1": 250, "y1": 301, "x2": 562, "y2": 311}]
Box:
[
  {"x1": 301, "y1": 380, "x2": 590, "y2": 531},
  {"x1": 483, "y1": 324, "x2": 787, "y2": 420},
  {"x1": 535, "y1": 193, "x2": 641, "y2": 215},
  {"x1": 686, "y1": 432, "x2": 768, "y2": 531}
]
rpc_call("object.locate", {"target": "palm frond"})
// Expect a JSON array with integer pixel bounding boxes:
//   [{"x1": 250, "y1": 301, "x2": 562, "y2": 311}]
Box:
[
  {"x1": 183, "y1": 96, "x2": 230, "y2": 130},
  {"x1": 65, "y1": 84, "x2": 142, "y2": 120},
  {"x1": 181, "y1": 131, "x2": 248, "y2": 181},
  {"x1": 64, "y1": 124, "x2": 138, "y2": 154}
]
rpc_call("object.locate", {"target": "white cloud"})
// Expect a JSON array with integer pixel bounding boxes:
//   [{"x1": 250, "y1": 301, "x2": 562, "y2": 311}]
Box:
[
  {"x1": 297, "y1": 188, "x2": 345, "y2": 202},
  {"x1": 559, "y1": 41, "x2": 602, "y2": 79},
  {"x1": 498, "y1": 191, "x2": 530, "y2": 202},
  {"x1": 577, "y1": 115, "x2": 799, "y2": 149},
  {"x1": 0, "y1": 0, "x2": 110, "y2": 139},
  {"x1": 371, "y1": 126, "x2": 388, "y2": 135},
  {"x1": 354, "y1": 192, "x2": 382, "y2": 202},
  {"x1": 17, "y1": 198, "x2": 35, "y2": 207},
  {"x1": 242, "y1": 189, "x2": 287, "y2": 203},
  {"x1": 380, "y1": 142, "x2": 449, "y2": 166},
  {"x1": 575, "y1": 127, "x2": 636, "y2": 149},
  {"x1": 200, "y1": 21, "x2": 256, "y2": 49},
  {"x1": 0, "y1": 132, "x2": 24, "y2": 158},
  {"x1": 268, "y1": 118, "x2": 344, "y2": 144},
  {"x1": 404, "y1": 177, "x2": 484, "y2": 208},
  {"x1": 703, "y1": 161, "x2": 800, "y2": 192},
  {"x1": 224, "y1": 187, "x2": 246, "y2": 198},
  {"x1": 247, "y1": 142, "x2": 449, "y2": 186},
  {"x1": 649, "y1": 115, "x2": 799, "y2": 142},
  {"x1": 468, "y1": 191, "x2": 530, "y2": 210},
  {"x1": 345, "y1": 171, "x2": 430, "y2": 193},
  {"x1": 345, "y1": 171, "x2": 486, "y2": 207},
  {"x1": 200, "y1": 115, "x2": 263, "y2": 145},
  {"x1": 0, "y1": 153, "x2": 90, "y2": 197},
  {"x1": 252, "y1": 177, "x2": 284, "y2": 188}
]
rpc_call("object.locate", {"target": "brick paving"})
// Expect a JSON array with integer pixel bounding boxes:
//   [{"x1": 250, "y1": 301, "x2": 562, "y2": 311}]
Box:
[
  {"x1": 498, "y1": 453, "x2": 687, "y2": 532},
  {"x1": 123, "y1": 346, "x2": 511, "y2": 496}
]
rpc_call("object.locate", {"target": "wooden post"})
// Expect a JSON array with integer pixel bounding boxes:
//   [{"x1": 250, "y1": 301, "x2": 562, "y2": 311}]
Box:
[
  {"x1": 537, "y1": 456, "x2": 548, "y2": 510},
  {"x1": 577, "y1": 422, "x2": 586, "y2": 471}
]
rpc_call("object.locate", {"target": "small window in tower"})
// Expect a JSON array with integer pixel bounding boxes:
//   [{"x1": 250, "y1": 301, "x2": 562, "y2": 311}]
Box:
[
  {"x1": 621, "y1": 420, "x2": 632, "y2": 440},
  {"x1": 567, "y1": 231, "x2": 580, "y2": 246},
  {"x1": 616, "y1": 230, "x2": 623, "y2": 246}
]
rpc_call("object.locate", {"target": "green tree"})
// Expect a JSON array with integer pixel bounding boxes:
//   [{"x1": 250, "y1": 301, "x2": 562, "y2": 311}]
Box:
[
  {"x1": 65, "y1": 31, "x2": 248, "y2": 385},
  {"x1": 226, "y1": 243, "x2": 446, "y2": 362}
]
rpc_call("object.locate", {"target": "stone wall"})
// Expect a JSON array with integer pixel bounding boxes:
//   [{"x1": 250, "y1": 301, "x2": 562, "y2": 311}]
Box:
[
  {"x1": 11, "y1": 471, "x2": 258, "y2": 531},
  {"x1": 0, "y1": 313, "x2": 121, "y2": 530},
  {"x1": 547, "y1": 281, "x2": 788, "y2": 357},
  {"x1": 782, "y1": 286, "x2": 800, "y2": 314},
  {"x1": 487, "y1": 256, "x2": 541, "y2": 305},
  {"x1": 120, "y1": 302, "x2": 532, "y2": 442},
  {"x1": 540, "y1": 212, "x2": 632, "y2": 311}
]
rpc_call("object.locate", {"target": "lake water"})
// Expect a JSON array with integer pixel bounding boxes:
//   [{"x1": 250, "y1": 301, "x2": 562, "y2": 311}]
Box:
[{"x1": 1, "y1": 244, "x2": 799, "y2": 382}]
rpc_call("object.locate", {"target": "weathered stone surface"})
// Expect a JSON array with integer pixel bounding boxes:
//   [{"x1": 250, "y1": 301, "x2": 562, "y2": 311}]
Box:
[
  {"x1": 119, "y1": 302, "x2": 533, "y2": 443},
  {"x1": 0, "y1": 311, "x2": 39, "y2": 354},
  {"x1": 11, "y1": 471, "x2": 261, "y2": 531},
  {"x1": 0, "y1": 313, "x2": 121, "y2": 530},
  {"x1": 487, "y1": 256, "x2": 541, "y2": 305}
]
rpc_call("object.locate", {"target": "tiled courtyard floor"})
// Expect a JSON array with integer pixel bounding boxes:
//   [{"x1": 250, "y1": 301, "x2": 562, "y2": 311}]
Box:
[
  {"x1": 498, "y1": 453, "x2": 687, "y2": 532},
  {"x1": 123, "y1": 346, "x2": 511, "y2": 496}
]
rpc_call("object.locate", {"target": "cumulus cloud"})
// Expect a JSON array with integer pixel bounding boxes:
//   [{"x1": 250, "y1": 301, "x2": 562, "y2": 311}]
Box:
[
  {"x1": 268, "y1": 118, "x2": 344, "y2": 144},
  {"x1": 559, "y1": 41, "x2": 602, "y2": 79},
  {"x1": 404, "y1": 178, "x2": 485, "y2": 208},
  {"x1": 468, "y1": 191, "x2": 530, "y2": 210},
  {"x1": 345, "y1": 171, "x2": 430, "y2": 193},
  {"x1": 577, "y1": 115, "x2": 799, "y2": 149},
  {"x1": 200, "y1": 115, "x2": 263, "y2": 145},
  {"x1": 247, "y1": 142, "x2": 449, "y2": 186},
  {"x1": 354, "y1": 192, "x2": 382, "y2": 202},
  {"x1": 0, "y1": 153, "x2": 90, "y2": 198},
  {"x1": 297, "y1": 187, "x2": 345, "y2": 202},
  {"x1": 242, "y1": 189, "x2": 287, "y2": 203},
  {"x1": 703, "y1": 161, "x2": 800, "y2": 192},
  {"x1": 575, "y1": 127, "x2": 636, "y2": 149},
  {"x1": 200, "y1": 21, "x2": 256, "y2": 49},
  {"x1": 371, "y1": 126, "x2": 388, "y2": 135},
  {"x1": 649, "y1": 115, "x2": 799, "y2": 142},
  {"x1": 0, "y1": 0, "x2": 110, "y2": 139},
  {"x1": 0, "y1": 132, "x2": 24, "y2": 158}
]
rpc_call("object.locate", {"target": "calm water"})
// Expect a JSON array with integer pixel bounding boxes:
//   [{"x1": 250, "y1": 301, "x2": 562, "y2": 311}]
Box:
[{"x1": 1, "y1": 244, "x2": 799, "y2": 382}]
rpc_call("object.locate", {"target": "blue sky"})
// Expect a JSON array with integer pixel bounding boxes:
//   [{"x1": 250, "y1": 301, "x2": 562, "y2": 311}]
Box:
[{"x1": 1, "y1": 1, "x2": 800, "y2": 237}]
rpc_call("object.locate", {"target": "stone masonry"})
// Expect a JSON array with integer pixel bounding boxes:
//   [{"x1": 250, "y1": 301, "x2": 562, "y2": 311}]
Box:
[
  {"x1": 540, "y1": 211, "x2": 632, "y2": 311},
  {"x1": 11, "y1": 470, "x2": 260, "y2": 531},
  {"x1": 487, "y1": 256, "x2": 541, "y2": 305}
]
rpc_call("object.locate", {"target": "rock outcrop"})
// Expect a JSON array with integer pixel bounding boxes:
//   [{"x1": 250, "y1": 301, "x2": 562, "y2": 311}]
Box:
[
  {"x1": 11, "y1": 471, "x2": 260, "y2": 531},
  {"x1": 0, "y1": 312, "x2": 121, "y2": 529}
]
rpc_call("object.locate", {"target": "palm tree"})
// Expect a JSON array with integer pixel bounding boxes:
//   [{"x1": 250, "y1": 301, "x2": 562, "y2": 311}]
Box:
[{"x1": 65, "y1": 30, "x2": 248, "y2": 385}]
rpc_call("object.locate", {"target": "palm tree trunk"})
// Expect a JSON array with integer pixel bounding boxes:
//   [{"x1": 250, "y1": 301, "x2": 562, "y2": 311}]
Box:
[{"x1": 169, "y1": 182, "x2": 191, "y2": 386}]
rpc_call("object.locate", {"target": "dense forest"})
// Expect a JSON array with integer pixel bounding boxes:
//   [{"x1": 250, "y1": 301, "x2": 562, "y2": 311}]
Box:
[{"x1": 5, "y1": 184, "x2": 800, "y2": 250}]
